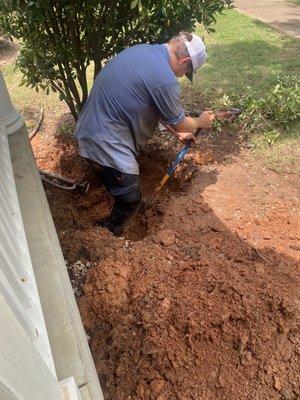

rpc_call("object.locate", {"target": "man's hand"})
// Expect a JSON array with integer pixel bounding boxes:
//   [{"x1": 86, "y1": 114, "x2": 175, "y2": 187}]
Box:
[
  {"x1": 171, "y1": 110, "x2": 215, "y2": 133},
  {"x1": 177, "y1": 131, "x2": 196, "y2": 143},
  {"x1": 197, "y1": 110, "x2": 215, "y2": 129}
]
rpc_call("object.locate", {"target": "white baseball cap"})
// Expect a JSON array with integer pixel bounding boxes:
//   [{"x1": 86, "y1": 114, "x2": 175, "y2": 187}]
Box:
[{"x1": 184, "y1": 34, "x2": 207, "y2": 82}]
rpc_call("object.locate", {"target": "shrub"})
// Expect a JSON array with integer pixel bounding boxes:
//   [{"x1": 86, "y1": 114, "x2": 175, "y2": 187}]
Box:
[
  {"x1": 0, "y1": 0, "x2": 233, "y2": 120},
  {"x1": 221, "y1": 75, "x2": 300, "y2": 144}
]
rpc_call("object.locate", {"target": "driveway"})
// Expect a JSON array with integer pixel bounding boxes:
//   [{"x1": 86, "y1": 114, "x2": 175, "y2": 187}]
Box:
[{"x1": 235, "y1": 0, "x2": 300, "y2": 38}]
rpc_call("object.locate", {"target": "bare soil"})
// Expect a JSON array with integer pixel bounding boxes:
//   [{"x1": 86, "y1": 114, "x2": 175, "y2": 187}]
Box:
[{"x1": 31, "y1": 113, "x2": 300, "y2": 400}]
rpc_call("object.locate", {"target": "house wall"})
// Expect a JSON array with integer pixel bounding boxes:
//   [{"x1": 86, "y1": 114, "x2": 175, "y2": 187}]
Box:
[
  {"x1": 0, "y1": 296, "x2": 62, "y2": 400},
  {"x1": 0, "y1": 71, "x2": 103, "y2": 400}
]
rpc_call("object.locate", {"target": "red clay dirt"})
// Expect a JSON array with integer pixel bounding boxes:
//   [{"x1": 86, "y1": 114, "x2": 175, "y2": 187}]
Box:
[{"x1": 29, "y1": 113, "x2": 300, "y2": 400}]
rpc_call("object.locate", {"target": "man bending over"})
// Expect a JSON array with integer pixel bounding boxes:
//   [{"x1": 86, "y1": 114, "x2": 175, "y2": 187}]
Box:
[{"x1": 75, "y1": 31, "x2": 214, "y2": 236}]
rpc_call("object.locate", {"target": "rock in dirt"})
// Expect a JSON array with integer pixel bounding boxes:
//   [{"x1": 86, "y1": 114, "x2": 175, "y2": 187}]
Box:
[
  {"x1": 273, "y1": 375, "x2": 282, "y2": 391},
  {"x1": 201, "y1": 203, "x2": 211, "y2": 213},
  {"x1": 150, "y1": 378, "x2": 164, "y2": 394},
  {"x1": 156, "y1": 229, "x2": 176, "y2": 247}
]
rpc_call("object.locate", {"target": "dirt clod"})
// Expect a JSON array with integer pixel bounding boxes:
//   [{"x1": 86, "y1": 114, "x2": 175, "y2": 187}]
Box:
[
  {"x1": 156, "y1": 229, "x2": 176, "y2": 247},
  {"x1": 274, "y1": 376, "x2": 282, "y2": 391}
]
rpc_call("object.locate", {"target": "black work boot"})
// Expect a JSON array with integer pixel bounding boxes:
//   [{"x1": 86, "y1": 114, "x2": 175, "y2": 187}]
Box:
[
  {"x1": 98, "y1": 199, "x2": 143, "y2": 237},
  {"x1": 98, "y1": 218, "x2": 124, "y2": 237}
]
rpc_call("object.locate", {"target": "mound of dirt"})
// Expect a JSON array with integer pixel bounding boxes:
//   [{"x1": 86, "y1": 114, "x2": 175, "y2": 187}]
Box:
[
  {"x1": 31, "y1": 121, "x2": 299, "y2": 400},
  {"x1": 79, "y1": 191, "x2": 299, "y2": 400}
]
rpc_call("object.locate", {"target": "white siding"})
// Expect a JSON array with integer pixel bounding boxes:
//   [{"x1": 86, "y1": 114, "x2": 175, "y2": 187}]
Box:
[
  {"x1": 0, "y1": 126, "x2": 56, "y2": 374},
  {"x1": 0, "y1": 296, "x2": 62, "y2": 400}
]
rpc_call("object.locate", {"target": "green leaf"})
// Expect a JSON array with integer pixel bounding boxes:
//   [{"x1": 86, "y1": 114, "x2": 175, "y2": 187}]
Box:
[{"x1": 130, "y1": 0, "x2": 138, "y2": 9}]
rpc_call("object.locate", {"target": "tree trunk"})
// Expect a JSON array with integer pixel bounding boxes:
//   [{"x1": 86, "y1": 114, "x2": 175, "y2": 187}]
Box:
[{"x1": 93, "y1": 58, "x2": 102, "y2": 82}]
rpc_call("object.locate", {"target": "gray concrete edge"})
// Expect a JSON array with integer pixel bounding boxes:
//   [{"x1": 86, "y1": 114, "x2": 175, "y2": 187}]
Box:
[{"x1": 9, "y1": 127, "x2": 104, "y2": 400}]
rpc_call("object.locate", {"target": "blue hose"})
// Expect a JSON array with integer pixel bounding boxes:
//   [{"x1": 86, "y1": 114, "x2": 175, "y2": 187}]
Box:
[
  {"x1": 166, "y1": 141, "x2": 193, "y2": 176},
  {"x1": 154, "y1": 132, "x2": 205, "y2": 193}
]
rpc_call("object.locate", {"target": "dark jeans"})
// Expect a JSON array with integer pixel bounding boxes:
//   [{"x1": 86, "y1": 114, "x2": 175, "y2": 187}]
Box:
[{"x1": 88, "y1": 159, "x2": 141, "y2": 227}]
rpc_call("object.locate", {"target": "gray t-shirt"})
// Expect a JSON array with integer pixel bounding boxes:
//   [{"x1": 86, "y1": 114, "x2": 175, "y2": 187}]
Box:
[{"x1": 75, "y1": 44, "x2": 184, "y2": 174}]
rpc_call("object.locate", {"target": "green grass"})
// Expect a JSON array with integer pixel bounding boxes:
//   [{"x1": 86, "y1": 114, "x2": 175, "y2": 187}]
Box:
[
  {"x1": 250, "y1": 132, "x2": 300, "y2": 174},
  {"x1": 286, "y1": 0, "x2": 300, "y2": 5},
  {"x1": 182, "y1": 10, "x2": 300, "y2": 102},
  {"x1": 2, "y1": 63, "x2": 62, "y2": 131},
  {"x1": 3, "y1": 49, "x2": 95, "y2": 133},
  {"x1": 181, "y1": 10, "x2": 300, "y2": 173}
]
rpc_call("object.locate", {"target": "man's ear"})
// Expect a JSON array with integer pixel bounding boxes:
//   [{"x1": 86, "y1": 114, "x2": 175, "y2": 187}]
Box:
[{"x1": 179, "y1": 56, "x2": 192, "y2": 66}]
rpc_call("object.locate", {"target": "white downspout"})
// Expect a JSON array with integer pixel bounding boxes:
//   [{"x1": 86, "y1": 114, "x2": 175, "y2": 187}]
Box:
[{"x1": 0, "y1": 71, "x2": 24, "y2": 135}]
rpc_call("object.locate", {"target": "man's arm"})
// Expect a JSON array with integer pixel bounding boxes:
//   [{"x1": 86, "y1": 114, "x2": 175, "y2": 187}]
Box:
[
  {"x1": 165, "y1": 111, "x2": 215, "y2": 142},
  {"x1": 151, "y1": 82, "x2": 214, "y2": 140},
  {"x1": 172, "y1": 111, "x2": 215, "y2": 133}
]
